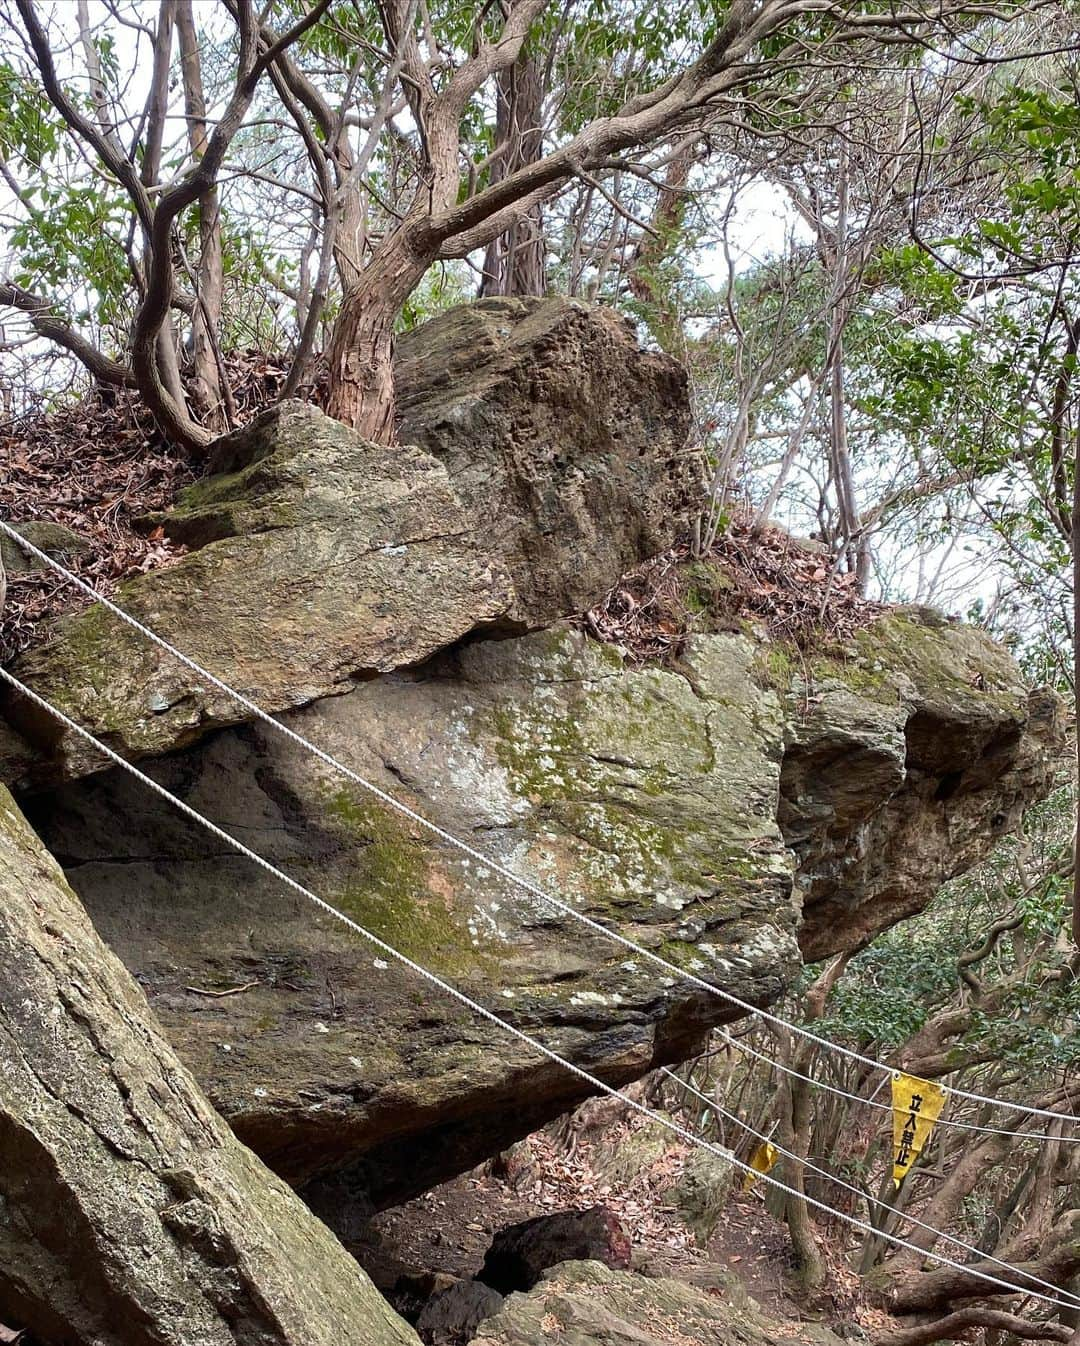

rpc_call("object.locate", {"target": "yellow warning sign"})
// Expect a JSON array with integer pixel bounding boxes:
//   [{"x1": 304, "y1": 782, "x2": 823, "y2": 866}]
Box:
[
  {"x1": 741, "y1": 1140, "x2": 779, "y2": 1190},
  {"x1": 892, "y1": 1073, "x2": 946, "y2": 1189}
]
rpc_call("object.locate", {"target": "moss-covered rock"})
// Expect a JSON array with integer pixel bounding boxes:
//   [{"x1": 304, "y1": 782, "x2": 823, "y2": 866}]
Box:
[
  {"x1": 4, "y1": 299, "x2": 697, "y2": 789},
  {"x1": 25, "y1": 611, "x2": 1057, "y2": 1223},
  {"x1": 674, "y1": 1147, "x2": 736, "y2": 1247},
  {"x1": 31, "y1": 627, "x2": 797, "y2": 1216},
  {"x1": 0, "y1": 785, "x2": 420, "y2": 1346},
  {"x1": 0, "y1": 520, "x2": 91, "y2": 574},
  {"x1": 466, "y1": 1259, "x2": 845, "y2": 1346},
  {"x1": 5, "y1": 401, "x2": 513, "y2": 784}
]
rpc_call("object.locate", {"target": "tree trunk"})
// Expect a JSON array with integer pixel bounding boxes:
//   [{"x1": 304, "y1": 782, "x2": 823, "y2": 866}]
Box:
[
  {"x1": 886, "y1": 1209, "x2": 1080, "y2": 1314},
  {"x1": 177, "y1": 0, "x2": 227, "y2": 433},
  {"x1": 882, "y1": 1127, "x2": 1012, "y2": 1279},
  {"x1": 324, "y1": 231, "x2": 430, "y2": 440},
  {"x1": 780, "y1": 1070, "x2": 827, "y2": 1292},
  {"x1": 478, "y1": 54, "x2": 545, "y2": 299},
  {"x1": 1072, "y1": 330, "x2": 1080, "y2": 949},
  {"x1": 0, "y1": 785, "x2": 419, "y2": 1346},
  {"x1": 627, "y1": 138, "x2": 698, "y2": 357}
]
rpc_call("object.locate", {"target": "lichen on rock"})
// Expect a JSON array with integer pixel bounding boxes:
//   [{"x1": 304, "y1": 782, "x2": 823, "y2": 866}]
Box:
[
  {"x1": 19, "y1": 605, "x2": 1057, "y2": 1220},
  {"x1": 465, "y1": 1259, "x2": 844, "y2": 1346},
  {"x1": 783, "y1": 606, "x2": 1061, "y2": 959},
  {"x1": 4, "y1": 401, "x2": 513, "y2": 783}
]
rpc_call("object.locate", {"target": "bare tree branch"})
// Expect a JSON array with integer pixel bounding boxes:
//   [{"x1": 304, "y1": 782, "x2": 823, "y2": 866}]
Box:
[{"x1": 0, "y1": 282, "x2": 136, "y2": 388}]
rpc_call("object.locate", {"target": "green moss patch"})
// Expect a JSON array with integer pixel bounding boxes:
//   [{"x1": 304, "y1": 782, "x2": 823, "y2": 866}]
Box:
[{"x1": 322, "y1": 786, "x2": 495, "y2": 976}]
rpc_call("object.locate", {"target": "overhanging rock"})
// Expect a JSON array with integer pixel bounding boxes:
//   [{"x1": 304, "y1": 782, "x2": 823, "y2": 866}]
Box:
[
  {"x1": 26, "y1": 613, "x2": 1058, "y2": 1220},
  {"x1": 781, "y1": 608, "x2": 1061, "y2": 959}
]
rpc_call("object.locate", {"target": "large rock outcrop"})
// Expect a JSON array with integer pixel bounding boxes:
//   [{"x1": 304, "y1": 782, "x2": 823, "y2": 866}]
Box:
[
  {"x1": 2, "y1": 298, "x2": 697, "y2": 788},
  {"x1": 464, "y1": 1260, "x2": 844, "y2": 1346},
  {"x1": 31, "y1": 628, "x2": 795, "y2": 1215},
  {"x1": 0, "y1": 785, "x2": 420, "y2": 1346},
  {"x1": 395, "y1": 297, "x2": 695, "y2": 628},
  {"x1": 1, "y1": 295, "x2": 1059, "y2": 1346},
  {"x1": 23, "y1": 612, "x2": 1057, "y2": 1218}
]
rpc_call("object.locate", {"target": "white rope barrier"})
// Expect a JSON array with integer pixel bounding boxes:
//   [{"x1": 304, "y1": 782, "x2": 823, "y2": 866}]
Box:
[
  {"x1": 660, "y1": 1067, "x2": 1080, "y2": 1310},
  {"x1": 0, "y1": 515, "x2": 1075, "y2": 1138},
  {"x1": 2, "y1": 659, "x2": 1077, "y2": 1316}
]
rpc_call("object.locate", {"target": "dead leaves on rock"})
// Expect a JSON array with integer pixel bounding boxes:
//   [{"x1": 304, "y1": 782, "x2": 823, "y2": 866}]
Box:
[
  {"x1": 0, "y1": 352, "x2": 301, "y2": 661},
  {"x1": 582, "y1": 516, "x2": 884, "y2": 666},
  {"x1": 0, "y1": 391, "x2": 193, "y2": 659}
]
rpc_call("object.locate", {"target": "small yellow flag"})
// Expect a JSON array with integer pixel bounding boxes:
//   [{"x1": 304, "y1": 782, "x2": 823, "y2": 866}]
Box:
[
  {"x1": 891, "y1": 1072, "x2": 947, "y2": 1189},
  {"x1": 741, "y1": 1140, "x2": 779, "y2": 1190}
]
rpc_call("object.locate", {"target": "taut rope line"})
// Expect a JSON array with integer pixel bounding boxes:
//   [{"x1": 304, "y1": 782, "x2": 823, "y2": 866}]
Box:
[
  {"x1": 0, "y1": 516, "x2": 1075, "y2": 1133},
  {"x1": 2, "y1": 659, "x2": 1078, "y2": 1315},
  {"x1": 660, "y1": 1067, "x2": 1080, "y2": 1310}
]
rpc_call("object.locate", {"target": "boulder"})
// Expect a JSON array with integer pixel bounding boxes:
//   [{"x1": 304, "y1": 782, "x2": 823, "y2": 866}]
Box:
[
  {"x1": 673, "y1": 1147, "x2": 736, "y2": 1246},
  {"x1": 487, "y1": 1139, "x2": 540, "y2": 1192},
  {"x1": 416, "y1": 1281, "x2": 504, "y2": 1346},
  {"x1": 465, "y1": 1259, "x2": 845, "y2": 1346},
  {"x1": 0, "y1": 785, "x2": 419, "y2": 1346},
  {"x1": 2, "y1": 298, "x2": 695, "y2": 788},
  {"x1": 0, "y1": 520, "x2": 91, "y2": 575},
  {"x1": 20, "y1": 613, "x2": 1057, "y2": 1218},
  {"x1": 593, "y1": 1115, "x2": 677, "y2": 1190},
  {"x1": 478, "y1": 1209, "x2": 632, "y2": 1295},
  {"x1": 395, "y1": 297, "x2": 698, "y2": 630},
  {"x1": 4, "y1": 401, "x2": 512, "y2": 784}
]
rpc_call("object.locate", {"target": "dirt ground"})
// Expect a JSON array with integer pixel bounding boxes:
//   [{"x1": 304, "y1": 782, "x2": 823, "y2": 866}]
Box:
[{"x1": 352, "y1": 1105, "x2": 810, "y2": 1325}]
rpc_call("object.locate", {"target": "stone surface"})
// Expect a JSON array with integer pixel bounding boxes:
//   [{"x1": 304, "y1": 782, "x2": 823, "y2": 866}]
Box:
[
  {"x1": 673, "y1": 1147, "x2": 736, "y2": 1246},
  {"x1": 0, "y1": 785, "x2": 419, "y2": 1346},
  {"x1": 0, "y1": 721, "x2": 34, "y2": 786},
  {"x1": 465, "y1": 1259, "x2": 845, "y2": 1346},
  {"x1": 416, "y1": 1280, "x2": 504, "y2": 1346},
  {"x1": 593, "y1": 1113, "x2": 676, "y2": 1190},
  {"x1": 29, "y1": 627, "x2": 797, "y2": 1213},
  {"x1": 396, "y1": 297, "x2": 698, "y2": 629},
  {"x1": 784, "y1": 609, "x2": 1062, "y2": 959},
  {"x1": 478, "y1": 1209, "x2": 632, "y2": 1294},
  {"x1": 2, "y1": 298, "x2": 695, "y2": 789},
  {"x1": 20, "y1": 612, "x2": 1057, "y2": 1223},
  {"x1": 3, "y1": 401, "x2": 512, "y2": 785},
  {"x1": 0, "y1": 520, "x2": 91, "y2": 575},
  {"x1": 21, "y1": 615, "x2": 1057, "y2": 1220}
]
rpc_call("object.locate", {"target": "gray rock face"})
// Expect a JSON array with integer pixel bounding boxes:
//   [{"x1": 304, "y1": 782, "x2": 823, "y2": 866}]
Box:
[
  {"x1": 0, "y1": 520, "x2": 91, "y2": 575},
  {"x1": 395, "y1": 296, "x2": 698, "y2": 630},
  {"x1": 30, "y1": 628, "x2": 795, "y2": 1215},
  {"x1": 673, "y1": 1147, "x2": 736, "y2": 1247},
  {"x1": 2, "y1": 298, "x2": 694, "y2": 789},
  {"x1": 782, "y1": 610, "x2": 1062, "y2": 960},
  {"x1": 0, "y1": 785, "x2": 420, "y2": 1346},
  {"x1": 465, "y1": 1260, "x2": 845, "y2": 1346},
  {"x1": 5, "y1": 401, "x2": 512, "y2": 785},
  {"x1": 23, "y1": 614, "x2": 1056, "y2": 1219}
]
